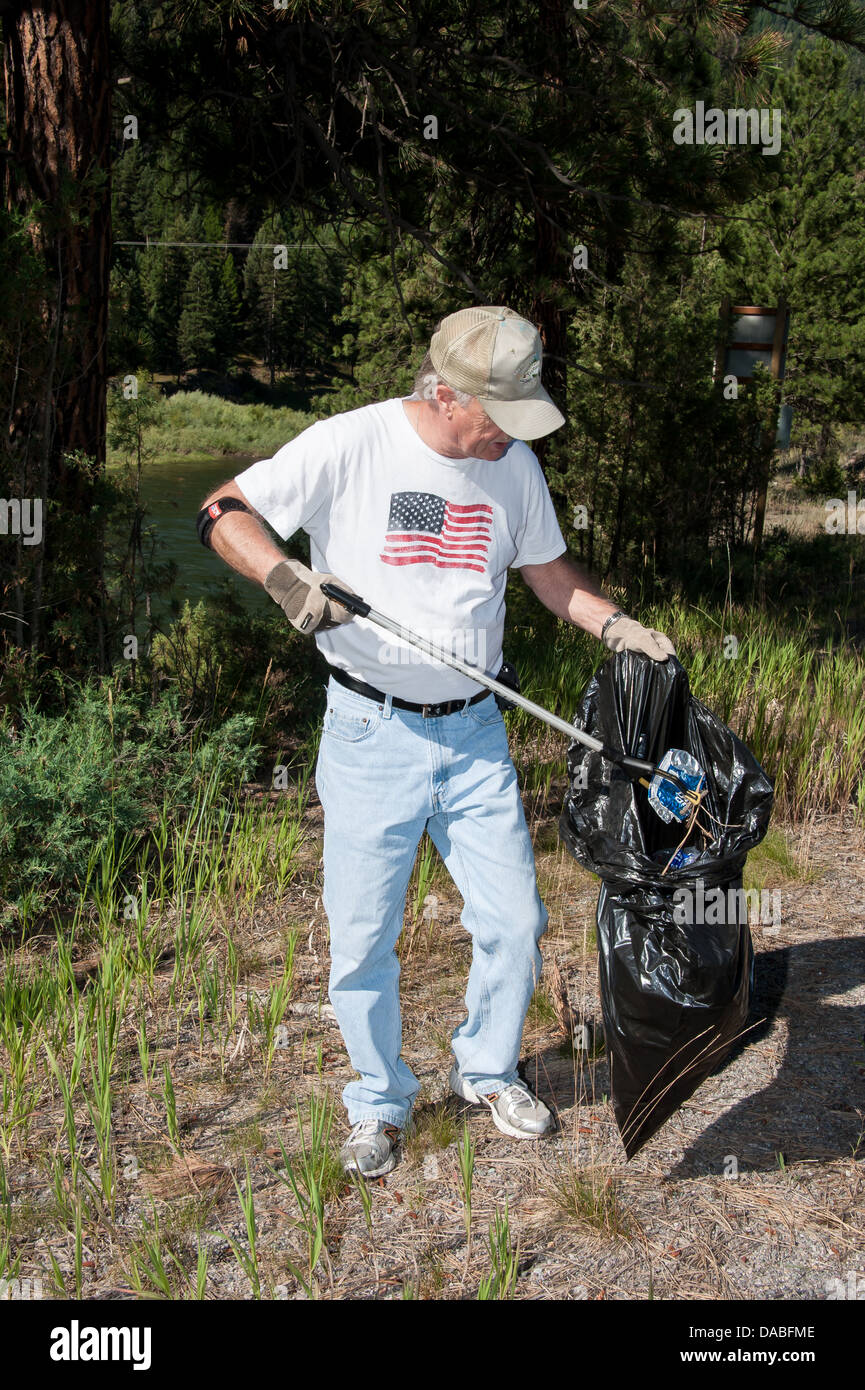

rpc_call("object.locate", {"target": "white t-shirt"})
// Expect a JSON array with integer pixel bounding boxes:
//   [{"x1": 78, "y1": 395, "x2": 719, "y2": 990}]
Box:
[{"x1": 235, "y1": 396, "x2": 567, "y2": 700}]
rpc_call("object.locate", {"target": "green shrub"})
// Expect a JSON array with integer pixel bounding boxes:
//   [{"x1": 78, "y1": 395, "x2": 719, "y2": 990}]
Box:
[
  {"x1": 0, "y1": 682, "x2": 260, "y2": 925},
  {"x1": 106, "y1": 389, "x2": 315, "y2": 463},
  {"x1": 149, "y1": 596, "x2": 327, "y2": 735}
]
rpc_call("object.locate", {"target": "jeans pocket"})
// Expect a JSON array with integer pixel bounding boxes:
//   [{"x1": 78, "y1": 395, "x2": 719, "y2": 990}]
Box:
[
  {"x1": 467, "y1": 694, "x2": 503, "y2": 727},
  {"x1": 323, "y1": 696, "x2": 382, "y2": 743}
]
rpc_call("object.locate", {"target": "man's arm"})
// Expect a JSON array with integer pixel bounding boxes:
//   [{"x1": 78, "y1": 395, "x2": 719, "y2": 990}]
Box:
[
  {"x1": 199, "y1": 478, "x2": 285, "y2": 586},
  {"x1": 519, "y1": 552, "x2": 618, "y2": 639},
  {"x1": 520, "y1": 551, "x2": 675, "y2": 659},
  {"x1": 198, "y1": 478, "x2": 355, "y2": 633}
]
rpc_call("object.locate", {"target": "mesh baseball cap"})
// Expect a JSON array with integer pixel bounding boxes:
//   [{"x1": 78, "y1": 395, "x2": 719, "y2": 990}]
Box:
[{"x1": 429, "y1": 306, "x2": 565, "y2": 441}]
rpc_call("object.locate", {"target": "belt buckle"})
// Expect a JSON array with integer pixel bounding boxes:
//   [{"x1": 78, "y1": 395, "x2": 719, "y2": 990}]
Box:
[{"x1": 422, "y1": 700, "x2": 449, "y2": 719}]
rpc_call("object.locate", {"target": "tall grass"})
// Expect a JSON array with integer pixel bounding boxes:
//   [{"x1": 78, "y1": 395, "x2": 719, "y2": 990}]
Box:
[
  {"x1": 0, "y1": 740, "x2": 311, "y2": 1301},
  {"x1": 223, "y1": 1159, "x2": 264, "y2": 1300},
  {"x1": 476, "y1": 1203, "x2": 520, "y2": 1301},
  {"x1": 274, "y1": 1094, "x2": 340, "y2": 1298},
  {"x1": 247, "y1": 936, "x2": 297, "y2": 1076},
  {"x1": 126, "y1": 1205, "x2": 210, "y2": 1301},
  {"x1": 507, "y1": 601, "x2": 865, "y2": 822},
  {"x1": 457, "y1": 1122, "x2": 475, "y2": 1249},
  {"x1": 106, "y1": 389, "x2": 314, "y2": 465}
]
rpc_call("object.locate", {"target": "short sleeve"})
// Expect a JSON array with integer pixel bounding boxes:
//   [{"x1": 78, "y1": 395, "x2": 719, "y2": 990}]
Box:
[
  {"x1": 234, "y1": 420, "x2": 333, "y2": 541},
  {"x1": 511, "y1": 456, "x2": 567, "y2": 568}
]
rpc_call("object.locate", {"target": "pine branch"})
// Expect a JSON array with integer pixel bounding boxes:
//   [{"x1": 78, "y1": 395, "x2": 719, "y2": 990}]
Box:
[{"x1": 754, "y1": 0, "x2": 865, "y2": 49}]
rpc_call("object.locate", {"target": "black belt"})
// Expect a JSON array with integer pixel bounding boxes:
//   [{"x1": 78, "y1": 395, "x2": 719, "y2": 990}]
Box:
[{"x1": 329, "y1": 665, "x2": 489, "y2": 719}]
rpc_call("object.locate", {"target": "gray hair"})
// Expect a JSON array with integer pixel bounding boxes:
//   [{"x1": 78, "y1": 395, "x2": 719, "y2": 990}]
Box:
[{"x1": 412, "y1": 351, "x2": 472, "y2": 407}]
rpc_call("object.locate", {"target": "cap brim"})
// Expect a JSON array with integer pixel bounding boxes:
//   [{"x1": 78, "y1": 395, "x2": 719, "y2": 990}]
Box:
[{"x1": 479, "y1": 387, "x2": 565, "y2": 441}]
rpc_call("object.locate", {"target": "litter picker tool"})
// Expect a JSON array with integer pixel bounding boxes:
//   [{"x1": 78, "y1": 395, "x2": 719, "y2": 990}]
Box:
[
  {"x1": 324, "y1": 586, "x2": 774, "y2": 1160},
  {"x1": 321, "y1": 584, "x2": 704, "y2": 823}
]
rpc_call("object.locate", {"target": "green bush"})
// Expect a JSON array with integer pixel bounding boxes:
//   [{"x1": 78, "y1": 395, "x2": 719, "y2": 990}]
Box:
[
  {"x1": 106, "y1": 388, "x2": 314, "y2": 463},
  {"x1": 0, "y1": 682, "x2": 260, "y2": 925},
  {"x1": 759, "y1": 527, "x2": 862, "y2": 617},
  {"x1": 149, "y1": 594, "x2": 327, "y2": 736}
]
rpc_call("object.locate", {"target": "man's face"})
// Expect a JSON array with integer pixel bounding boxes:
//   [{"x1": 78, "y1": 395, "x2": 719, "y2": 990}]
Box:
[{"x1": 440, "y1": 392, "x2": 513, "y2": 460}]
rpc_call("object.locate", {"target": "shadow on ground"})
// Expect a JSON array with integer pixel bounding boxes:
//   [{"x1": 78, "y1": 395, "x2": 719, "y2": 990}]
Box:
[
  {"x1": 516, "y1": 938, "x2": 864, "y2": 1176},
  {"x1": 666, "y1": 937, "x2": 865, "y2": 1176}
]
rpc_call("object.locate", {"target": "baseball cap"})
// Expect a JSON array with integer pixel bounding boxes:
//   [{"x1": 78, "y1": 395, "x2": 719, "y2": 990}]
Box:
[{"x1": 429, "y1": 306, "x2": 565, "y2": 441}]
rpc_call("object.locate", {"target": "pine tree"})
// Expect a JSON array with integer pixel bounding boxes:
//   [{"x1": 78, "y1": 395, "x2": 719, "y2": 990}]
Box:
[
  {"x1": 178, "y1": 260, "x2": 218, "y2": 374},
  {"x1": 3, "y1": 0, "x2": 112, "y2": 666},
  {"x1": 244, "y1": 215, "x2": 294, "y2": 386},
  {"x1": 243, "y1": 210, "x2": 341, "y2": 386},
  {"x1": 139, "y1": 217, "x2": 192, "y2": 379},
  {"x1": 215, "y1": 253, "x2": 241, "y2": 372},
  {"x1": 721, "y1": 40, "x2": 865, "y2": 472}
]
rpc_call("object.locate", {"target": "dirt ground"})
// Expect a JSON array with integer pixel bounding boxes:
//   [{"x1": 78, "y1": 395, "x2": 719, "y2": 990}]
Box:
[
  {"x1": 16, "y1": 789, "x2": 859, "y2": 1303},
  {"x1": 264, "y1": 799, "x2": 865, "y2": 1301}
]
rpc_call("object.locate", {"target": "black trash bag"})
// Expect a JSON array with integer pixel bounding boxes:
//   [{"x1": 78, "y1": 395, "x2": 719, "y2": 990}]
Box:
[{"x1": 558, "y1": 651, "x2": 774, "y2": 1159}]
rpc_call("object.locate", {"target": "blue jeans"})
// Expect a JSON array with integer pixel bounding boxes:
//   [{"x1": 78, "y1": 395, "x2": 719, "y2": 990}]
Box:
[{"x1": 314, "y1": 675, "x2": 548, "y2": 1126}]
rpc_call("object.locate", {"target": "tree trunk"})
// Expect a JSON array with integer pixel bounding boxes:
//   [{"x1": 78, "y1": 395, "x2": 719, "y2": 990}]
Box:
[
  {"x1": 529, "y1": 0, "x2": 568, "y2": 512},
  {"x1": 3, "y1": 0, "x2": 112, "y2": 667},
  {"x1": 531, "y1": 200, "x2": 568, "y2": 455},
  {"x1": 605, "y1": 305, "x2": 644, "y2": 581}
]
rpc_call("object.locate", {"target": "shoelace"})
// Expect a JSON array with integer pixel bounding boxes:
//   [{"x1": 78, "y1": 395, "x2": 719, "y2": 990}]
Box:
[
  {"x1": 497, "y1": 1082, "x2": 534, "y2": 1109},
  {"x1": 348, "y1": 1119, "x2": 399, "y2": 1143},
  {"x1": 348, "y1": 1119, "x2": 384, "y2": 1141}
]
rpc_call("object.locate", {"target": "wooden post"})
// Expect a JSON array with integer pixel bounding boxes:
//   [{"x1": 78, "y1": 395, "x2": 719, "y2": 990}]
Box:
[
  {"x1": 713, "y1": 296, "x2": 731, "y2": 387},
  {"x1": 752, "y1": 298, "x2": 788, "y2": 557},
  {"x1": 770, "y1": 296, "x2": 787, "y2": 381}
]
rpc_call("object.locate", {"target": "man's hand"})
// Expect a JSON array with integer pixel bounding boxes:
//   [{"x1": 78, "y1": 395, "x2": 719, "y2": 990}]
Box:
[
  {"x1": 264, "y1": 559, "x2": 356, "y2": 634},
  {"x1": 603, "y1": 615, "x2": 675, "y2": 662}
]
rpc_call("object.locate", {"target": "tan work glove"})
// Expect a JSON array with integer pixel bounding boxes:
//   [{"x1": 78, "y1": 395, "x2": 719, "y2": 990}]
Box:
[
  {"x1": 264, "y1": 559, "x2": 356, "y2": 634},
  {"x1": 603, "y1": 613, "x2": 675, "y2": 662}
]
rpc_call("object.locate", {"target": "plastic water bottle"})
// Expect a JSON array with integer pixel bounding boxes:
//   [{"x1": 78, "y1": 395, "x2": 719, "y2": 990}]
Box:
[{"x1": 648, "y1": 748, "x2": 705, "y2": 824}]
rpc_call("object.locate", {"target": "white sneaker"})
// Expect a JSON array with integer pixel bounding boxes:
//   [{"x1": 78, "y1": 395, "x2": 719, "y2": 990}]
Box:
[
  {"x1": 449, "y1": 1065, "x2": 553, "y2": 1139},
  {"x1": 339, "y1": 1119, "x2": 403, "y2": 1178}
]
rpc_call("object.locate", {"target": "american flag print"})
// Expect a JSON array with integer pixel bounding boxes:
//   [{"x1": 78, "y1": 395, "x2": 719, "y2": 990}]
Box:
[{"x1": 380, "y1": 492, "x2": 494, "y2": 573}]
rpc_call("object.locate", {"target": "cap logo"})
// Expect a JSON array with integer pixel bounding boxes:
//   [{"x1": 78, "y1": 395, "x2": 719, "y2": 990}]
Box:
[{"x1": 518, "y1": 355, "x2": 541, "y2": 384}]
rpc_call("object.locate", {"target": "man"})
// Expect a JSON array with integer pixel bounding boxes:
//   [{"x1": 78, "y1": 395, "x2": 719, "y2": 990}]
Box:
[{"x1": 197, "y1": 305, "x2": 674, "y2": 1178}]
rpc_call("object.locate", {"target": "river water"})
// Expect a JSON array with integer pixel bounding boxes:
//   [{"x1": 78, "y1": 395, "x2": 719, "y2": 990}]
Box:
[{"x1": 135, "y1": 455, "x2": 273, "y2": 618}]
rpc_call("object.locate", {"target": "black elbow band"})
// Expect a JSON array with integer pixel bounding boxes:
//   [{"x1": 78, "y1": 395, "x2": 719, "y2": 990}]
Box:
[{"x1": 197, "y1": 496, "x2": 251, "y2": 549}]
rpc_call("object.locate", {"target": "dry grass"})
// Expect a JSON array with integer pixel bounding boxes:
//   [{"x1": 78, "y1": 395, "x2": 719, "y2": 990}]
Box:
[
  {"x1": 2, "y1": 788, "x2": 862, "y2": 1301},
  {"x1": 143, "y1": 1152, "x2": 232, "y2": 1201},
  {"x1": 542, "y1": 1163, "x2": 634, "y2": 1239}
]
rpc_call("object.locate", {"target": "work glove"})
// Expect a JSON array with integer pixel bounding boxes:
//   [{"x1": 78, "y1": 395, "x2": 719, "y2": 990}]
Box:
[
  {"x1": 263, "y1": 559, "x2": 356, "y2": 634},
  {"x1": 603, "y1": 613, "x2": 675, "y2": 662}
]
